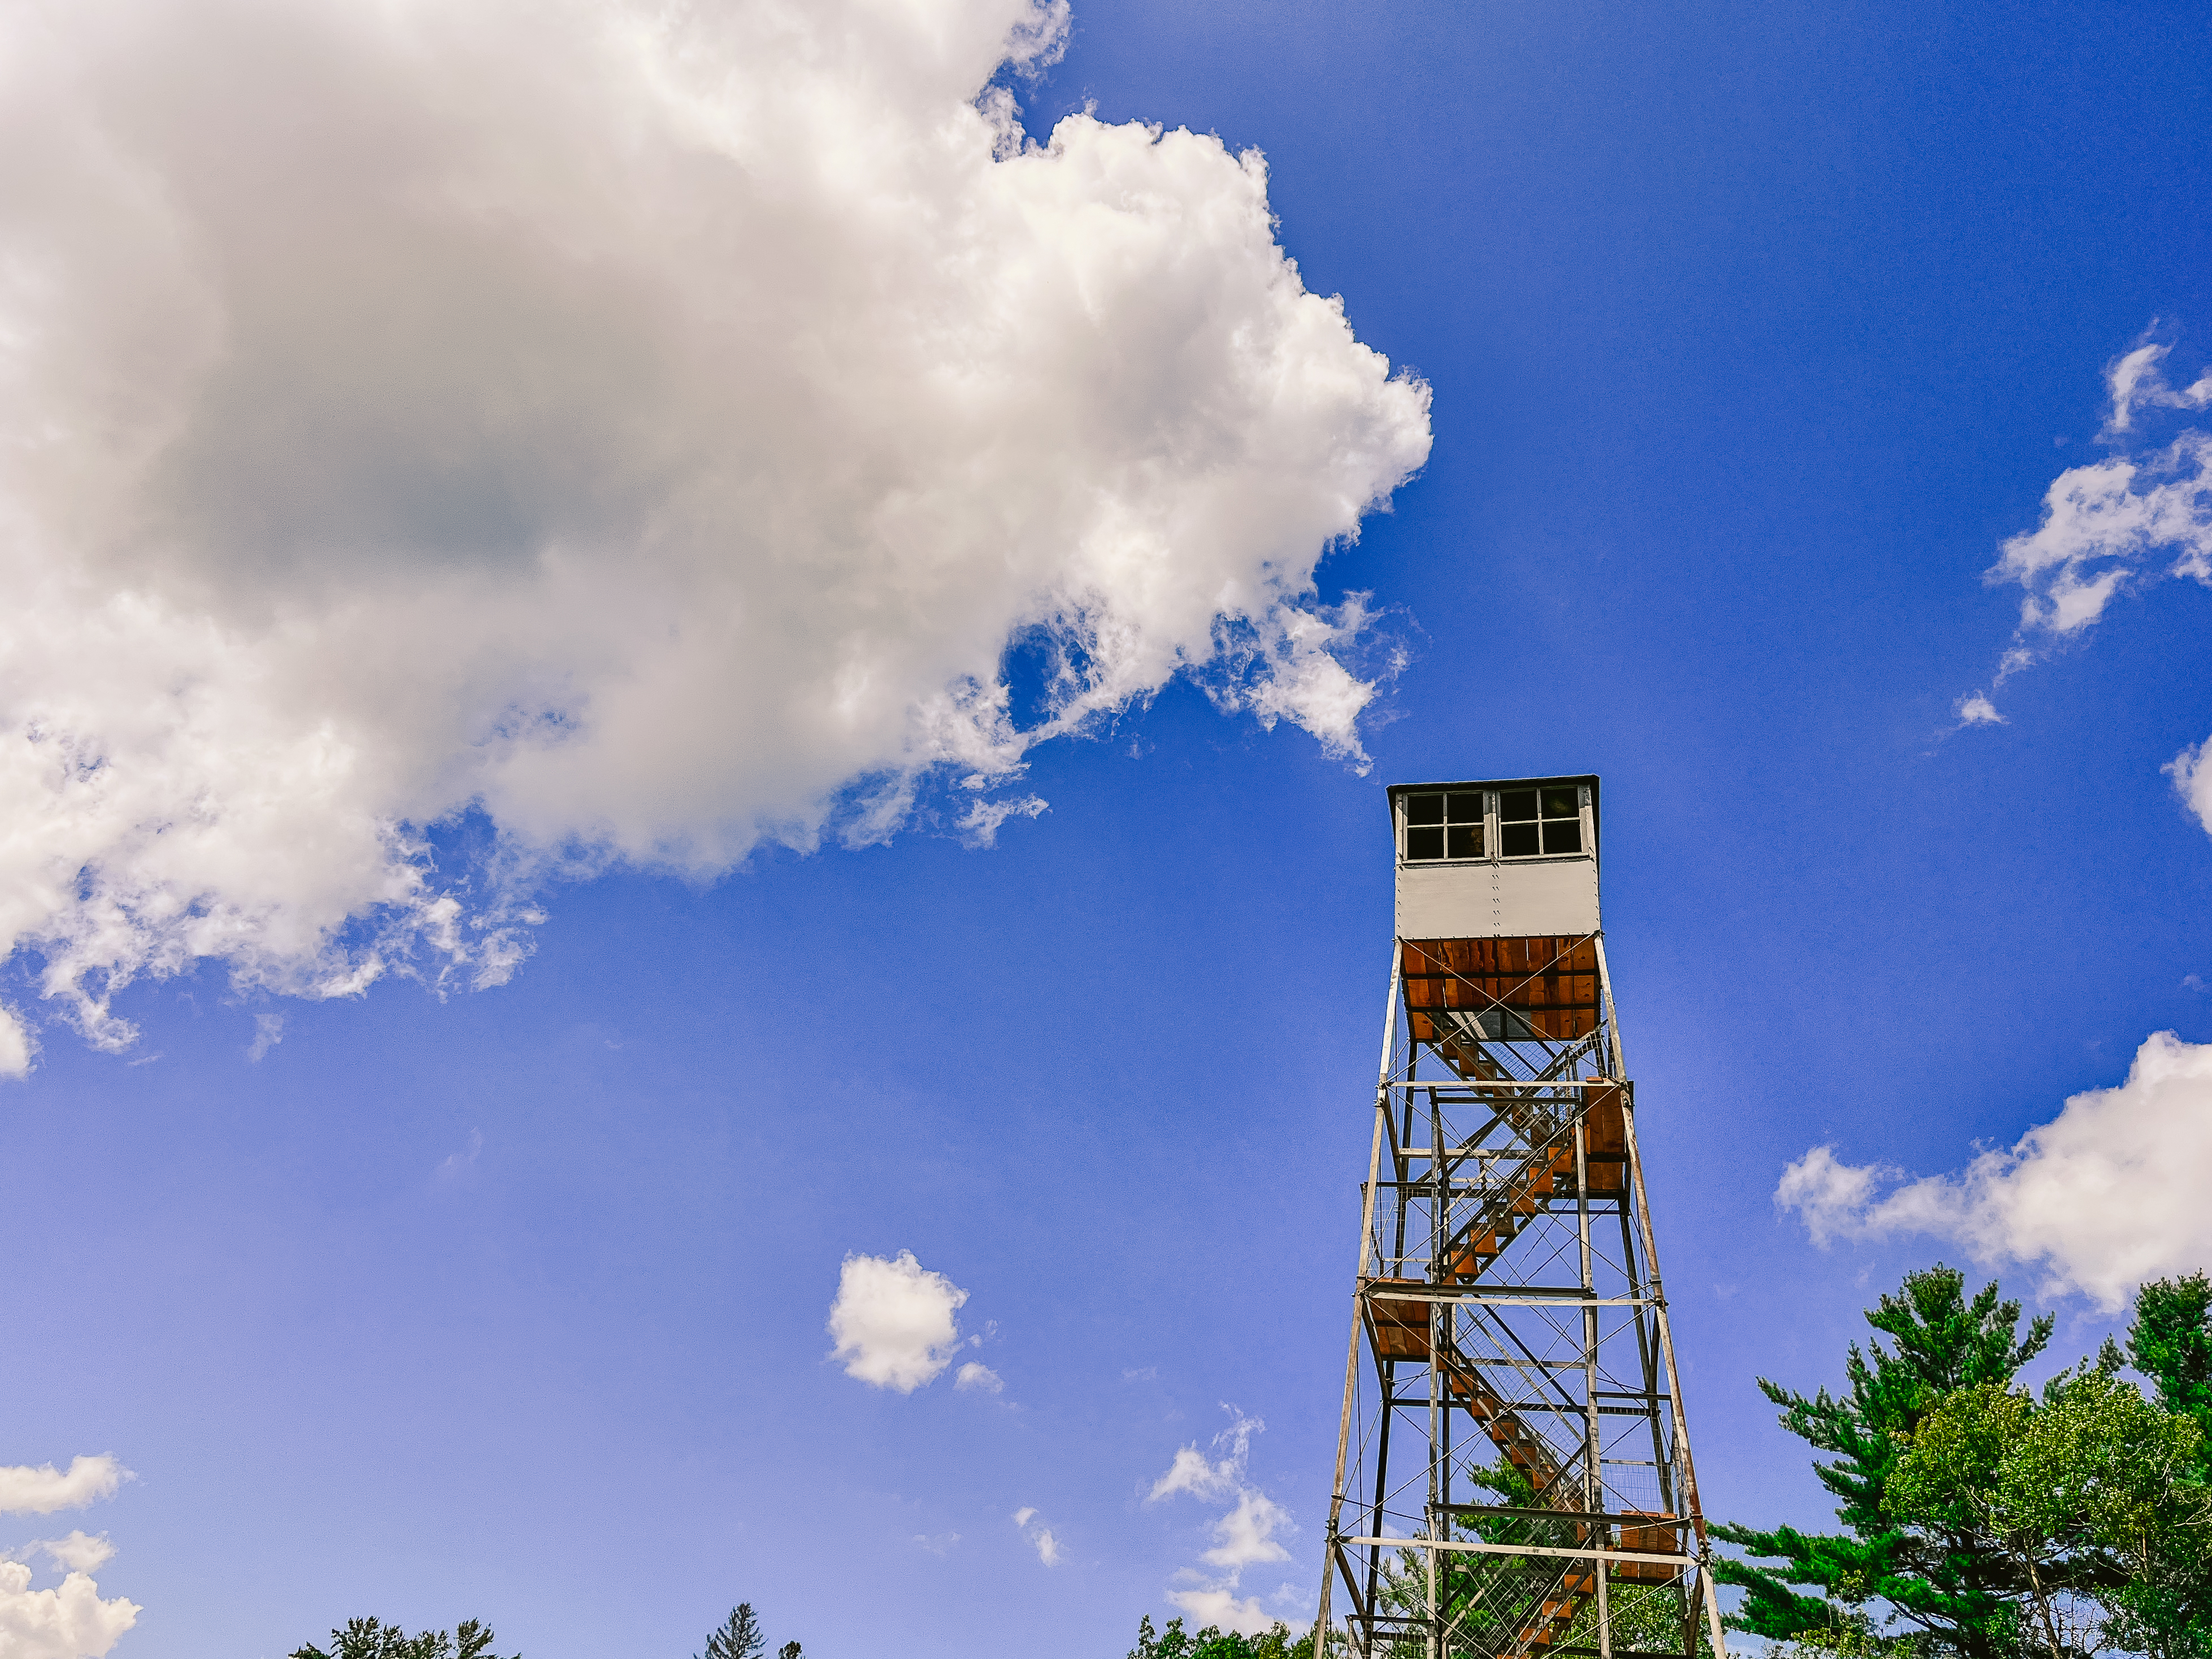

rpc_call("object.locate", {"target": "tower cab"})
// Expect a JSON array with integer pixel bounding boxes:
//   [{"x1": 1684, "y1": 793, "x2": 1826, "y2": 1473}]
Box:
[{"x1": 1387, "y1": 775, "x2": 1602, "y2": 1063}]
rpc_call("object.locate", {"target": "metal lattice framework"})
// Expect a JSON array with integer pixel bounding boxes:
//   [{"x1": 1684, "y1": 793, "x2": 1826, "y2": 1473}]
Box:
[{"x1": 1313, "y1": 933, "x2": 1728, "y2": 1659}]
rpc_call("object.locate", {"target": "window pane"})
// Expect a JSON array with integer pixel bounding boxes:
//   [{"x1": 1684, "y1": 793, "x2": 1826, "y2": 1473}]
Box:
[
  {"x1": 1447, "y1": 825, "x2": 1481, "y2": 859},
  {"x1": 1500, "y1": 822, "x2": 1540, "y2": 857},
  {"x1": 1405, "y1": 826, "x2": 1445, "y2": 860},
  {"x1": 1542, "y1": 819, "x2": 1583, "y2": 855},
  {"x1": 1445, "y1": 792, "x2": 1483, "y2": 823},
  {"x1": 1541, "y1": 787, "x2": 1579, "y2": 819},
  {"x1": 1499, "y1": 789, "x2": 1538, "y2": 822},
  {"x1": 1406, "y1": 794, "x2": 1445, "y2": 826}
]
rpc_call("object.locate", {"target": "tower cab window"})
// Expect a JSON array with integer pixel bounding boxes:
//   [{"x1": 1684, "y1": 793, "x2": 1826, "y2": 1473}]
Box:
[
  {"x1": 1500, "y1": 787, "x2": 1581, "y2": 857},
  {"x1": 1402, "y1": 792, "x2": 1483, "y2": 861}
]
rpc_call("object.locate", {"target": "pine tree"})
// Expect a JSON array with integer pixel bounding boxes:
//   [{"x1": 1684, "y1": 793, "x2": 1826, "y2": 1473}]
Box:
[
  {"x1": 1711, "y1": 1265, "x2": 2056, "y2": 1659},
  {"x1": 2129, "y1": 1274, "x2": 2212, "y2": 1457},
  {"x1": 698, "y1": 1606, "x2": 767, "y2": 1659}
]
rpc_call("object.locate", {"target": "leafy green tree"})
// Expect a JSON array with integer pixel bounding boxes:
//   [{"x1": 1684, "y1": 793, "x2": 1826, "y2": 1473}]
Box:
[
  {"x1": 1885, "y1": 1379, "x2": 2096, "y2": 1659},
  {"x1": 1886, "y1": 1363, "x2": 2207, "y2": 1659},
  {"x1": 1127, "y1": 1612, "x2": 1317, "y2": 1658},
  {"x1": 2110, "y1": 1279, "x2": 2212, "y2": 1659},
  {"x1": 1713, "y1": 1265, "x2": 2056, "y2": 1659},
  {"x1": 290, "y1": 1618, "x2": 514, "y2": 1659}
]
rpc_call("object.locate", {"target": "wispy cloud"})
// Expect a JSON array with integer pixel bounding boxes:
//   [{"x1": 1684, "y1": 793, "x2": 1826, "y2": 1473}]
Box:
[
  {"x1": 1148, "y1": 1406, "x2": 1296, "y2": 1636},
  {"x1": 3, "y1": 1533, "x2": 115, "y2": 1575},
  {"x1": 955, "y1": 1361, "x2": 1003, "y2": 1395},
  {"x1": 1011, "y1": 1508, "x2": 1063, "y2": 1566},
  {"x1": 0, "y1": 0, "x2": 1431, "y2": 1078},
  {"x1": 1963, "y1": 330, "x2": 2212, "y2": 731},
  {"x1": 246, "y1": 1011, "x2": 286, "y2": 1062},
  {"x1": 437, "y1": 1129, "x2": 485, "y2": 1178},
  {"x1": 1776, "y1": 1030, "x2": 2212, "y2": 1308}
]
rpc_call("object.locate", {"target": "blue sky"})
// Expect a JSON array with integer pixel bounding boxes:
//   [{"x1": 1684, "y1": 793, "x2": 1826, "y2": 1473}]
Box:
[{"x1": 3, "y1": 0, "x2": 2211, "y2": 1653}]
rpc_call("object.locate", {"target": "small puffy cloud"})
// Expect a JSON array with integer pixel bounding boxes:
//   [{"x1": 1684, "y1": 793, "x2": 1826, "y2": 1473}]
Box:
[
  {"x1": 0, "y1": 1457, "x2": 129, "y2": 1517},
  {"x1": 827, "y1": 1251, "x2": 970, "y2": 1393},
  {"x1": 1773, "y1": 1145, "x2": 1889, "y2": 1249},
  {"x1": 955, "y1": 1362, "x2": 1003, "y2": 1395},
  {"x1": 1167, "y1": 1586, "x2": 1279, "y2": 1638},
  {"x1": 1776, "y1": 1030, "x2": 2212, "y2": 1308},
  {"x1": 0, "y1": 1540, "x2": 139, "y2": 1659},
  {"x1": 1953, "y1": 693, "x2": 2006, "y2": 728},
  {"x1": 1200, "y1": 1489, "x2": 1292, "y2": 1573},
  {"x1": 0, "y1": 0, "x2": 1431, "y2": 1071}
]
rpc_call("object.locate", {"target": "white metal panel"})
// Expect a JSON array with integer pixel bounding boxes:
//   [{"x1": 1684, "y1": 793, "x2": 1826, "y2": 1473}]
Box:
[{"x1": 1396, "y1": 856, "x2": 1600, "y2": 940}]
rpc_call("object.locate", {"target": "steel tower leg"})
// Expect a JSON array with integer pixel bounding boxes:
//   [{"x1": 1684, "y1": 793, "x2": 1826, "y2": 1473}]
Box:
[{"x1": 1315, "y1": 933, "x2": 1725, "y2": 1659}]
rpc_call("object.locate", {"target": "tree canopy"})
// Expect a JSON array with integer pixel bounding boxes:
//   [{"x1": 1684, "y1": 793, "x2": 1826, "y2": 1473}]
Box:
[
  {"x1": 290, "y1": 1618, "x2": 514, "y2": 1659},
  {"x1": 1716, "y1": 1265, "x2": 2212, "y2": 1659}
]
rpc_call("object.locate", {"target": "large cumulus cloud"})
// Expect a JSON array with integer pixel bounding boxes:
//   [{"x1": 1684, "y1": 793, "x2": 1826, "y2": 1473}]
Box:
[{"x1": 0, "y1": 0, "x2": 1432, "y2": 1070}]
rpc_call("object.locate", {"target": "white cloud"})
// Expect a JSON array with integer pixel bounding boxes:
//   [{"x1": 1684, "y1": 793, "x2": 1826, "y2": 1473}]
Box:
[
  {"x1": 1953, "y1": 693, "x2": 2005, "y2": 728},
  {"x1": 2105, "y1": 340, "x2": 2212, "y2": 435},
  {"x1": 1974, "y1": 334, "x2": 2212, "y2": 697},
  {"x1": 0, "y1": 1457, "x2": 129, "y2": 1517},
  {"x1": 0, "y1": 0, "x2": 1431, "y2": 1076},
  {"x1": 2165, "y1": 737, "x2": 2212, "y2": 839},
  {"x1": 5, "y1": 1534, "x2": 116, "y2": 1576},
  {"x1": 1987, "y1": 430, "x2": 2212, "y2": 644},
  {"x1": 1166, "y1": 1585, "x2": 1280, "y2": 1638},
  {"x1": 955, "y1": 1361, "x2": 1003, "y2": 1394},
  {"x1": 1200, "y1": 1489, "x2": 1292, "y2": 1573},
  {"x1": 0, "y1": 1556, "x2": 139, "y2": 1659},
  {"x1": 1148, "y1": 1444, "x2": 1235, "y2": 1502},
  {"x1": 1012, "y1": 1507, "x2": 1036, "y2": 1526},
  {"x1": 827, "y1": 1250, "x2": 969, "y2": 1392},
  {"x1": 1148, "y1": 1407, "x2": 1262, "y2": 1502},
  {"x1": 1773, "y1": 1144, "x2": 1889, "y2": 1249},
  {"x1": 1776, "y1": 1030, "x2": 2212, "y2": 1308},
  {"x1": 912, "y1": 1532, "x2": 961, "y2": 1556},
  {"x1": 1148, "y1": 1406, "x2": 1293, "y2": 1630}
]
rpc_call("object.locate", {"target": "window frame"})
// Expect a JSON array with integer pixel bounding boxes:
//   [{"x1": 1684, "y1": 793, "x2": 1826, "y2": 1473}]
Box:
[
  {"x1": 1397, "y1": 789, "x2": 1490, "y2": 865},
  {"x1": 1396, "y1": 782, "x2": 1593, "y2": 866}
]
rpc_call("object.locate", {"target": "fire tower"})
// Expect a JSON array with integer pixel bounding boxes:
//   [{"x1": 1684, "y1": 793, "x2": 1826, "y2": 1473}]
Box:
[{"x1": 1314, "y1": 777, "x2": 1726, "y2": 1659}]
